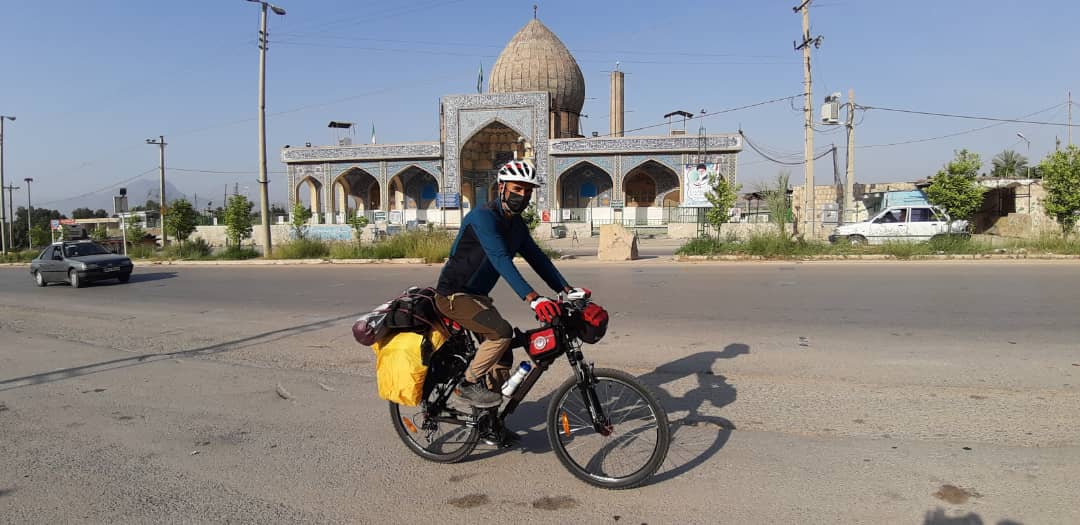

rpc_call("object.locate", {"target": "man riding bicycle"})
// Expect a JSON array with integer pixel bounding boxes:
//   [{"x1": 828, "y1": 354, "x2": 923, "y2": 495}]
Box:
[{"x1": 434, "y1": 158, "x2": 587, "y2": 413}]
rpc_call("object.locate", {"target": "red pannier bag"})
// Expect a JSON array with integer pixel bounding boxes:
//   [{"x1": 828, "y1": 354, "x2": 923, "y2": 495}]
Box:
[
  {"x1": 579, "y1": 303, "x2": 609, "y2": 344},
  {"x1": 525, "y1": 326, "x2": 561, "y2": 362}
]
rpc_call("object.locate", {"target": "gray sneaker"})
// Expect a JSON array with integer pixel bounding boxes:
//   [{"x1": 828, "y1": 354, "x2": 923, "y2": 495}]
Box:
[{"x1": 457, "y1": 381, "x2": 502, "y2": 408}]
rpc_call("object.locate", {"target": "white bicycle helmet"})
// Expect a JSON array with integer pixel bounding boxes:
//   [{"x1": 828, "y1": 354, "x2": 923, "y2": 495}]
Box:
[{"x1": 497, "y1": 159, "x2": 539, "y2": 187}]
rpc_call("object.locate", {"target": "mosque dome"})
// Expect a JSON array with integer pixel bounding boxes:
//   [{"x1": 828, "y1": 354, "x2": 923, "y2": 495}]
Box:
[{"x1": 489, "y1": 19, "x2": 586, "y2": 116}]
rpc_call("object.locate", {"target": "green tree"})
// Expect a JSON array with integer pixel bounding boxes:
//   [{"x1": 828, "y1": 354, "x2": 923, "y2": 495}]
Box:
[
  {"x1": 704, "y1": 172, "x2": 741, "y2": 239},
  {"x1": 521, "y1": 202, "x2": 541, "y2": 231},
  {"x1": 71, "y1": 207, "x2": 95, "y2": 219},
  {"x1": 93, "y1": 209, "x2": 109, "y2": 218},
  {"x1": 290, "y1": 202, "x2": 313, "y2": 240},
  {"x1": 1037, "y1": 145, "x2": 1080, "y2": 236},
  {"x1": 126, "y1": 221, "x2": 146, "y2": 247},
  {"x1": 91, "y1": 224, "x2": 109, "y2": 242},
  {"x1": 164, "y1": 198, "x2": 198, "y2": 245},
  {"x1": 348, "y1": 214, "x2": 370, "y2": 246},
  {"x1": 224, "y1": 194, "x2": 254, "y2": 247},
  {"x1": 925, "y1": 149, "x2": 986, "y2": 230},
  {"x1": 11, "y1": 206, "x2": 64, "y2": 249},
  {"x1": 991, "y1": 149, "x2": 1029, "y2": 179},
  {"x1": 757, "y1": 171, "x2": 792, "y2": 236},
  {"x1": 30, "y1": 225, "x2": 51, "y2": 247}
]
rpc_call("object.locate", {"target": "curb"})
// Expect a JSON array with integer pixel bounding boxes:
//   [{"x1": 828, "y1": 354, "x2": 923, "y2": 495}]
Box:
[
  {"x1": 673, "y1": 254, "x2": 1080, "y2": 262},
  {"x1": 0, "y1": 258, "x2": 429, "y2": 268}
]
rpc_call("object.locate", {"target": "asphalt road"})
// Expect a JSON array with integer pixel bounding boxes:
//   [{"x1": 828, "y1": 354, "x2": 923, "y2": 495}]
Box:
[{"x1": 1, "y1": 260, "x2": 1078, "y2": 524}]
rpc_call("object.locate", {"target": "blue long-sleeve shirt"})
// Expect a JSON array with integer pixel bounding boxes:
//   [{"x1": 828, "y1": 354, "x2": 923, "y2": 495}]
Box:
[{"x1": 436, "y1": 202, "x2": 568, "y2": 300}]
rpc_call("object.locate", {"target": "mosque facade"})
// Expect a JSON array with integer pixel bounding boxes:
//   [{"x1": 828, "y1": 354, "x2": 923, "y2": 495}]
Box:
[{"x1": 281, "y1": 18, "x2": 742, "y2": 232}]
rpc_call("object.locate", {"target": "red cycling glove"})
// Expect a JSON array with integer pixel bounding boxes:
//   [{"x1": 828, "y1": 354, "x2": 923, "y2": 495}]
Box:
[{"x1": 530, "y1": 297, "x2": 562, "y2": 323}]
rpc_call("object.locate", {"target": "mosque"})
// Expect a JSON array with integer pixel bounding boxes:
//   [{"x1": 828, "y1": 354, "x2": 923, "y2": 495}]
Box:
[{"x1": 281, "y1": 16, "x2": 742, "y2": 234}]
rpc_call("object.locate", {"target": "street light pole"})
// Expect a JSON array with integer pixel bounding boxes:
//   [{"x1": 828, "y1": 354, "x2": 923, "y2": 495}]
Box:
[
  {"x1": 250, "y1": 0, "x2": 286, "y2": 256},
  {"x1": 1016, "y1": 132, "x2": 1031, "y2": 178},
  {"x1": 24, "y1": 177, "x2": 32, "y2": 250},
  {"x1": 0, "y1": 115, "x2": 15, "y2": 254},
  {"x1": 23, "y1": 177, "x2": 33, "y2": 249},
  {"x1": 146, "y1": 136, "x2": 167, "y2": 245}
]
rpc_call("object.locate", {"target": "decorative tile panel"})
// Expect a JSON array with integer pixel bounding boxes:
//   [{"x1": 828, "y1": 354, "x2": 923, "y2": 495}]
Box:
[
  {"x1": 550, "y1": 134, "x2": 741, "y2": 155},
  {"x1": 442, "y1": 92, "x2": 550, "y2": 206},
  {"x1": 281, "y1": 142, "x2": 441, "y2": 162}
]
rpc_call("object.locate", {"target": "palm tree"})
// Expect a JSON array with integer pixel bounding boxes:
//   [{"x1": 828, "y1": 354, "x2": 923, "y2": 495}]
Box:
[{"x1": 991, "y1": 149, "x2": 1029, "y2": 178}]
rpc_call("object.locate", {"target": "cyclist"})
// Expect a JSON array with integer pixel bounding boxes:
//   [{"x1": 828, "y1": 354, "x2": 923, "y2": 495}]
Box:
[{"x1": 434, "y1": 159, "x2": 586, "y2": 414}]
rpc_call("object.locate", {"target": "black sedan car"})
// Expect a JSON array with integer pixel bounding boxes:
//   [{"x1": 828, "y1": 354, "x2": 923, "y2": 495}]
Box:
[{"x1": 29, "y1": 241, "x2": 134, "y2": 288}]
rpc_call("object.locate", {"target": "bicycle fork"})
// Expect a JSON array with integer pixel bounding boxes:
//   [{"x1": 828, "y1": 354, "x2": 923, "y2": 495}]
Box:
[{"x1": 572, "y1": 359, "x2": 613, "y2": 436}]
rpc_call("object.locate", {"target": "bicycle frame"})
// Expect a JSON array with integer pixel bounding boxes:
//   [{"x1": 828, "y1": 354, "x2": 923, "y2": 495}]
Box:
[{"x1": 425, "y1": 308, "x2": 613, "y2": 436}]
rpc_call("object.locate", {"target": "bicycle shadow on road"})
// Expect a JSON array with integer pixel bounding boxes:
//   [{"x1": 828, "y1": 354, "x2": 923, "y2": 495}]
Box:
[
  {"x1": 637, "y1": 344, "x2": 747, "y2": 485},
  {"x1": 475, "y1": 344, "x2": 748, "y2": 486}
]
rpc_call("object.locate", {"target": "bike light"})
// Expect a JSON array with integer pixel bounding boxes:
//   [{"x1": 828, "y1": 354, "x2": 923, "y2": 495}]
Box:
[
  {"x1": 561, "y1": 412, "x2": 571, "y2": 437},
  {"x1": 402, "y1": 417, "x2": 418, "y2": 434}
]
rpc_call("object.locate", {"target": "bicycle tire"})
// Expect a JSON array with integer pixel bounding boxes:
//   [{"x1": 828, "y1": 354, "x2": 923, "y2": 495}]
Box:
[
  {"x1": 389, "y1": 392, "x2": 479, "y2": 463},
  {"x1": 546, "y1": 368, "x2": 670, "y2": 489}
]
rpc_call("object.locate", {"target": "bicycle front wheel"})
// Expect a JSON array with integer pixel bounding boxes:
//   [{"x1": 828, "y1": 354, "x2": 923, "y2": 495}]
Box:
[{"x1": 546, "y1": 368, "x2": 670, "y2": 489}]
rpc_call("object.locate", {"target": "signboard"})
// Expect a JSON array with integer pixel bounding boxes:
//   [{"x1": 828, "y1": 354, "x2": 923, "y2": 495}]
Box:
[
  {"x1": 60, "y1": 219, "x2": 77, "y2": 225},
  {"x1": 435, "y1": 192, "x2": 461, "y2": 209},
  {"x1": 541, "y1": 210, "x2": 551, "y2": 222},
  {"x1": 388, "y1": 210, "x2": 403, "y2": 225},
  {"x1": 683, "y1": 163, "x2": 724, "y2": 207},
  {"x1": 610, "y1": 200, "x2": 624, "y2": 210},
  {"x1": 373, "y1": 210, "x2": 388, "y2": 222},
  {"x1": 562, "y1": 209, "x2": 571, "y2": 220},
  {"x1": 50, "y1": 219, "x2": 60, "y2": 230},
  {"x1": 113, "y1": 195, "x2": 129, "y2": 214}
]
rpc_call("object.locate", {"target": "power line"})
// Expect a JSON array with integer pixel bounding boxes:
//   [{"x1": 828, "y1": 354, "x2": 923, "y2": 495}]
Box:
[
  {"x1": 170, "y1": 168, "x2": 287, "y2": 174},
  {"x1": 602, "y1": 94, "x2": 804, "y2": 138},
  {"x1": 858, "y1": 103, "x2": 1066, "y2": 149},
  {"x1": 740, "y1": 131, "x2": 832, "y2": 166},
  {"x1": 860, "y1": 103, "x2": 1079, "y2": 127}
]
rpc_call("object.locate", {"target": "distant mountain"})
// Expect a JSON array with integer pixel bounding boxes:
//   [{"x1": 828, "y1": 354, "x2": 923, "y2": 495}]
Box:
[{"x1": 50, "y1": 179, "x2": 188, "y2": 216}]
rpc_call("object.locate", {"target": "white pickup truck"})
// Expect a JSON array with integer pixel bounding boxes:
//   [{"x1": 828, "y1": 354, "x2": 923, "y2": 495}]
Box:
[{"x1": 828, "y1": 205, "x2": 969, "y2": 245}]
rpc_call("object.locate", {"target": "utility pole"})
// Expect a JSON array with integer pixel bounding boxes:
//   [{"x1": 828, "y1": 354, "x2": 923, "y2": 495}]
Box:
[
  {"x1": 146, "y1": 136, "x2": 167, "y2": 245},
  {"x1": 24, "y1": 177, "x2": 32, "y2": 250},
  {"x1": 845, "y1": 89, "x2": 856, "y2": 223},
  {"x1": 1069, "y1": 90, "x2": 1073, "y2": 147},
  {"x1": 3, "y1": 184, "x2": 19, "y2": 249},
  {"x1": 251, "y1": 0, "x2": 286, "y2": 256},
  {"x1": 0, "y1": 115, "x2": 15, "y2": 254},
  {"x1": 794, "y1": 1, "x2": 822, "y2": 238}
]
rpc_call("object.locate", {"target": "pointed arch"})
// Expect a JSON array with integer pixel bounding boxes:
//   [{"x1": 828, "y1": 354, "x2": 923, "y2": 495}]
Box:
[{"x1": 556, "y1": 160, "x2": 614, "y2": 209}]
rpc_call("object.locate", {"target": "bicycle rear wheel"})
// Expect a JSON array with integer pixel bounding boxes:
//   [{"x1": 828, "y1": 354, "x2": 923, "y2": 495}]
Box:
[
  {"x1": 546, "y1": 368, "x2": 670, "y2": 489},
  {"x1": 390, "y1": 385, "x2": 479, "y2": 463}
]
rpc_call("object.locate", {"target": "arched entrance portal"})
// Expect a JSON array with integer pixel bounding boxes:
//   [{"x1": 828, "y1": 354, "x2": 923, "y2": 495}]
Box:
[
  {"x1": 459, "y1": 121, "x2": 526, "y2": 210},
  {"x1": 388, "y1": 166, "x2": 439, "y2": 222},
  {"x1": 558, "y1": 162, "x2": 613, "y2": 209},
  {"x1": 294, "y1": 176, "x2": 323, "y2": 224},
  {"x1": 623, "y1": 160, "x2": 680, "y2": 224},
  {"x1": 332, "y1": 168, "x2": 379, "y2": 223}
]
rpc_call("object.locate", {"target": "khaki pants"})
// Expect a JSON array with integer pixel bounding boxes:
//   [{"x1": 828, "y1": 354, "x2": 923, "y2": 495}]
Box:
[{"x1": 434, "y1": 293, "x2": 514, "y2": 388}]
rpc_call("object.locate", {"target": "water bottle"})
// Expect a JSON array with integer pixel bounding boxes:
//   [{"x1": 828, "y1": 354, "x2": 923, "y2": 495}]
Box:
[{"x1": 501, "y1": 362, "x2": 532, "y2": 397}]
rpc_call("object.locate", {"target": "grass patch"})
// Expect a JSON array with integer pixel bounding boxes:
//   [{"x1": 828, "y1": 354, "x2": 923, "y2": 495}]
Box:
[
  {"x1": 269, "y1": 238, "x2": 331, "y2": 260},
  {"x1": 0, "y1": 250, "x2": 38, "y2": 263},
  {"x1": 326, "y1": 229, "x2": 453, "y2": 263},
  {"x1": 161, "y1": 238, "x2": 214, "y2": 260},
  {"x1": 676, "y1": 236, "x2": 727, "y2": 256},
  {"x1": 1007, "y1": 234, "x2": 1080, "y2": 255},
  {"x1": 216, "y1": 246, "x2": 260, "y2": 260},
  {"x1": 127, "y1": 244, "x2": 158, "y2": 260}
]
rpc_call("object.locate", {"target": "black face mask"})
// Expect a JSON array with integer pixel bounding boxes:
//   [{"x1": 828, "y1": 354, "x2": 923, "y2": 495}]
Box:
[{"x1": 503, "y1": 190, "x2": 531, "y2": 214}]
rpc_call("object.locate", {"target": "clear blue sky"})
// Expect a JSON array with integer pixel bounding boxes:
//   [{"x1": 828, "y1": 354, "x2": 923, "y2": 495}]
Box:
[{"x1": 2, "y1": 0, "x2": 1079, "y2": 213}]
